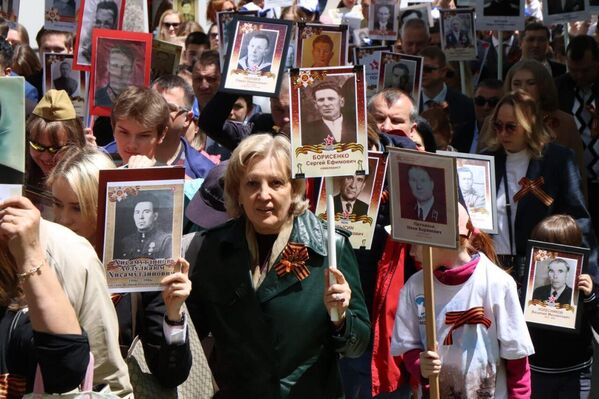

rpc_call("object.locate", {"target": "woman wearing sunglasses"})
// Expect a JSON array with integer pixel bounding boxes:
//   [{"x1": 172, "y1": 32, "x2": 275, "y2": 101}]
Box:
[
  {"x1": 484, "y1": 90, "x2": 597, "y2": 287},
  {"x1": 157, "y1": 10, "x2": 184, "y2": 41},
  {"x1": 25, "y1": 90, "x2": 86, "y2": 193}
]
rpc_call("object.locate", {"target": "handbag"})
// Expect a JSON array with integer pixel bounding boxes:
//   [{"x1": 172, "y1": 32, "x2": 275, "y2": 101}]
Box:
[
  {"x1": 23, "y1": 353, "x2": 120, "y2": 399},
  {"x1": 125, "y1": 302, "x2": 215, "y2": 399}
]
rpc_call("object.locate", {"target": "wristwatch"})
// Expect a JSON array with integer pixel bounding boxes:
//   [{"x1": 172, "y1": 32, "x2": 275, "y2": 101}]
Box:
[{"x1": 164, "y1": 312, "x2": 186, "y2": 326}]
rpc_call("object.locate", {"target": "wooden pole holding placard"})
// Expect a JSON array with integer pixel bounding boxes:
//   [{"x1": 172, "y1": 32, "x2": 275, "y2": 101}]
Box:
[
  {"x1": 497, "y1": 31, "x2": 503, "y2": 80},
  {"x1": 423, "y1": 245, "x2": 440, "y2": 399},
  {"x1": 459, "y1": 61, "x2": 467, "y2": 95},
  {"x1": 326, "y1": 176, "x2": 340, "y2": 322}
]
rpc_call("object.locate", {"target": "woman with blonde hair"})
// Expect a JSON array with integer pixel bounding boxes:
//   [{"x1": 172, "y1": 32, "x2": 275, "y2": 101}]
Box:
[
  {"x1": 187, "y1": 133, "x2": 370, "y2": 397},
  {"x1": 483, "y1": 89, "x2": 597, "y2": 287},
  {"x1": 157, "y1": 9, "x2": 184, "y2": 41}
]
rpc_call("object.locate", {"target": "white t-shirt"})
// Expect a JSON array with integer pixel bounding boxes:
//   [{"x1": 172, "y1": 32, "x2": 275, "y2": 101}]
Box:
[{"x1": 391, "y1": 253, "x2": 534, "y2": 399}]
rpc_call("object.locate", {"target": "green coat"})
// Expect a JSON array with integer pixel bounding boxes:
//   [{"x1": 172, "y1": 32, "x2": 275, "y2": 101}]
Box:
[{"x1": 187, "y1": 211, "x2": 370, "y2": 398}]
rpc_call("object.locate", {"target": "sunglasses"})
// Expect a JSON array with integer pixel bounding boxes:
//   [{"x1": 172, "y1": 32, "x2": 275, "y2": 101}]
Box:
[
  {"x1": 28, "y1": 140, "x2": 65, "y2": 154},
  {"x1": 493, "y1": 121, "x2": 519, "y2": 134},
  {"x1": 474, "y1": 96, "x2": 500, "y2": 107},
  {"x1": 163, "y1": 22, "x2": 180, "y2": 28}
]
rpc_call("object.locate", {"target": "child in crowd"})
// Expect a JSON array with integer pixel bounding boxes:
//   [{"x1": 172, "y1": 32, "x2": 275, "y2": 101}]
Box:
[
  {"x1": 391, "y1": 204, "x2": 534, "y2": 398},
  {"x1": 528, "y1": 214, "x2": 599, "y2": 399}
]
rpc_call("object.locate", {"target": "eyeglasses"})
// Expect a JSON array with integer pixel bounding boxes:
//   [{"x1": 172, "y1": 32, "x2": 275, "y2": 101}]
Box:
[
  {"x1": 109, "y1": 63, "x2": 133, "y2": 73},
  {"x1": 28, "y1": 140, "x2": 65, "y2": 154},
  {"x1": 423, "y1": 65, "x2": 440, "y2": 73},
  {"x1": 493, "y1": 121, "x2": 519, "y2": 134},
  {"x1": 163, "y1": 22, "x2": 180, "y2": 29},
  {"x1": 474, "y1": 96, "x2": 500, "y2": 107}
]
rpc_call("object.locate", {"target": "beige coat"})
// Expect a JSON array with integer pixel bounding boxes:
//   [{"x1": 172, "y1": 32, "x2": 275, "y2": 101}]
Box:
[{"x1": 40, "y1": 220, "x2": 132, "y2": 397}]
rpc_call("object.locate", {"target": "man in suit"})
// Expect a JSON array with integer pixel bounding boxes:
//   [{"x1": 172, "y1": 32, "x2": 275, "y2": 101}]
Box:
[
  {"x1": 403, "y1": 165, "x2": 447, "y2": 223},
  {"x1": 458, "y1": 167, "x2": 485, "y2": 209},
  {"x1": 385, "y1": 63, "x2": 410, "y2": 92},
  {"x1": 520, "y1": 22, "x2": 566, "y2": 78},
  {"x1": 400, "y1": 18, "x2": 429, "y2": 56},
  {"x1": 418, "y1": 46, "x2": 475, "y2": 153},
  {"x1": 374, "y1": 5, "x2": 393, "y2": 32},
  {"x1": 483, "y1": 0, "x2": 519, "y2": 16},
  {"x1": 302, "y1": 81, "x2": 356, "y2": 145},
  {"x1": 334, "y1": 174, "x2": 369, "y2": 217},
  {"x1": 444, "y1": 16, "x2": 471, "y2": 49},
  {"x1": 547, "y1": 0, "x2": 584, "y2": 13},
  {"x1": 53, "y1": 61, "x2": 78, "y2": 96},
  {"x1": 532, "y1": 259, "x2": 573, "y2": 305}
]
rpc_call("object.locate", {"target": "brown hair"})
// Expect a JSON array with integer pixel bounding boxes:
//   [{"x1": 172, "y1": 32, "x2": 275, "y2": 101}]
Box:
[
  {"x1": 35, "y1": 28, "x2": 74, "y2": 50},
  {"x1": 11, "y1": 44, "x2": 42, "y2": 77},
  {"x1": 504, "y1": 59, "x2": 559, "y2": 112},
  {"x1": 110, "y1": 86, "x2": 169, "y2": 139},
  {"x1": 531, "y1": 214, "x2": 583, "y2": 246},
  {"x1": 420, "y1": 106, "x2": 453, "y2": 148},
  {"x1": 206, "y1": 0, "x2": 237, "y2": 24},
  {"x1": 461, "y1": 230, "x2": 500, "y2": 267}
]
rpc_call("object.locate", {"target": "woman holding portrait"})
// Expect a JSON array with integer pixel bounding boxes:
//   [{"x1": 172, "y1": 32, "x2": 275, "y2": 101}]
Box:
[
  {"x1": 186, "y1": 134, "x2": 370, "y2": 398},
  {"x1": 483, "y1": 90, "x2": 598, "y2": 286}
]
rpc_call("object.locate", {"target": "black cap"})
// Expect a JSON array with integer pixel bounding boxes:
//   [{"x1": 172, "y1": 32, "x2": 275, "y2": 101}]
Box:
[{"x1": 185, "y1": 161, "x2": 230, "y2": 229}]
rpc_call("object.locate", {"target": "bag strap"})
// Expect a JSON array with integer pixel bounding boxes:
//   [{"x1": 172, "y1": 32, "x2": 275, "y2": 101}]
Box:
[{"x1": 33, "y1": 352, "x2": 95, "y2": 394}]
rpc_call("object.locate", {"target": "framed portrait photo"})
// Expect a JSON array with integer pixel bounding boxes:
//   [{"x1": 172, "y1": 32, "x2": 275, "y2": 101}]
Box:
[
  {"x1": 89, "y1": 29, "x2": 152, "y2": 117},
  {"x1": 217, "y1": 10, "x2": 259, "y2": 69},
  {"x1": 368, "y1": 0, "x2": 398, "y2": 41},
  {"x1": 173, "y1": 0, "x2": 198, "y2": 23},
  {"x1": 296, "y1": 23, "x2": 349, "y2": 68},
  {"x1": 289, "y1": 66, "x2": 369, "y2": 179},
  {"x1": 315, "y1": 152, "x2": 388, "y2": 250},
  {"x1": 353, "y1": 45, "x2": 391, "y2": 99},
  {"x1": 73, "y1": 0, "x2": 126, "y2": 71},
  {"x1": 151, "y1": 39, "x2": 182, "y2": 81},
  {"x1": 388, "y1": 147, "x2": 459, "y2": 249},
  {"x1": 45, "y1": 0, "x2": 80, "y2": 32},
  {"x1": 476, "y1": 0, "x2": 524, "y2": 31},
  {"x1": 0, "y1": 0, "x2": 19, "y2": 28},
  {"x1": 97, "y1": 167, "x2": 185, "y2": 292},
  {"x1": 398, "y1": 4, "x2": 433, "y2": 31},
  {"x1": 220, "y1": 16, "x2": 292, "y2": 97},
  {"x1": 439, "y1": 8, "x2": 476, "y2": 61},
  {"x1": 378, "y1": 51, "x2": 423, "y2": 107},
  {"x1": 438, "y1": 151, "x2": 497, "y2": 233},
  {"x1": 542, "y1": 0, "x2": 587, "y2": 24},
  {"x1": 523, "y1": 240, "x2": 588, "y2": 333},
  {"x1": 0, "y1": 77, "x2": 25, "y2": 187},
  {"x1": 43, "y1": 53, "x2": 87, "y2": 119}
]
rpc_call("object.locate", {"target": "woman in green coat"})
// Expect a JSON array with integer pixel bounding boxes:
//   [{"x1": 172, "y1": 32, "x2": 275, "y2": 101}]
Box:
[{"x1": 187, "y1": 134, "x2": 370, "y2": 398}]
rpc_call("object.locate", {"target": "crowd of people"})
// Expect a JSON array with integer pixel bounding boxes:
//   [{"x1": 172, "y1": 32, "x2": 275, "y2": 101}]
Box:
[{"x1": 1, "y1": 0, "x2": 599, "y2": 398}]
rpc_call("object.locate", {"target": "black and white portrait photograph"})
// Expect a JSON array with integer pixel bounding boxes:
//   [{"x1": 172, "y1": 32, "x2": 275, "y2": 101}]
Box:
[
  {"x1": 523, "y1": 241, "x2": 587, "y2": 332},
  {"x1": 440, "y1": 10, "x2": 477, "y2": 63},
  {"x1": 368, "y1": 0, "x2": 398, "y2": 40},
  {"x1": 383, "y1": 61, "x2": 414, "y2": 93},
  {"x1": 542, "y1": 0, "x2": 587, "y2": 24},
  {"x1": 476, "y1": 0, "x2": 523, "y2": 31},
  {"x1": 217, "y1": 10, "x2": 259, "y2": 67},
  {"x1": 45, "y1": 0, "x2": 79, "y2": 31},
  {"x1": 388, "y1": 147, "x2": 458, "y2": 248},
  {"x1": 398, "y1": 4, "x2": 433, "y2": 32},
  {"x1": 74, "y1": 0, "x2": 123, "y2": 69},
  {"x1": 353, "y1": 46, "x2": 390, "y2": 98},
  {"x1": 43, "y1": 53, "x2": 87, "y2": 118},
  {"x1": 51, "y1": 59, "x2": 80, "y2": 96},
  {"x1": 237, "y1": 30, "x2": 277, "y2": 73},
  {"x1": 151, "y1": 39, "x2": 182, "y2": 81},
  {"x1": 378, "y1": 52, "x2": 423, "y2": 106},
  {"x1": 352, "y1": 28, "x2": 371, "y2": 47}
]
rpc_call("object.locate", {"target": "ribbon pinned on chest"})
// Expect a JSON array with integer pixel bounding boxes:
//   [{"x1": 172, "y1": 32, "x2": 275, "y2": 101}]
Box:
[
  {"x1": 443, "y1": 306, "x2": 492, "y2": 345},
  {"x1": 274, "y1": 243, "x2": 310, "y2": 281},
  {"x1": 513, "y1": 177, "x2": 554, "y2": 207}
]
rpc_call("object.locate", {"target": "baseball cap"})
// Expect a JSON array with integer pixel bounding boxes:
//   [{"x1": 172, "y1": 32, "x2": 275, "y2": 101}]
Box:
[{"x1": 185, "y1": 161, "x2": 230, "y2": 229}]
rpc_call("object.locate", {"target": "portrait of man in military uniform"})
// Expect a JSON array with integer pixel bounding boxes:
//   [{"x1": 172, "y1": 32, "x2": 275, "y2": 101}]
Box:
[{"x1": 115, "y1": 190, "x2": 172, "y2": 259}]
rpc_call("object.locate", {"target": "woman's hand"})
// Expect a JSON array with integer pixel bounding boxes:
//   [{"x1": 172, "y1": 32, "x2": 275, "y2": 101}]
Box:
[
  {"x1": 577, "y1": 273, "x2": 593, "y2": 297},
  {"x1": 324, "y1": 267, "x2": 351, "y2": 328},
  {"x1": 128, "y1": 155, "x2": 157, "y2": 169},
  {"x1": 419, "y1": 350, "x2": 442, "y2": 378},
  {"x1": 0, "y1": 196, "x2": 44, "y2": 271},
  {"x1": 161, "y1": 258, "x2": 192, "y2": 322},
  {"x1": 84, "y1": 128, "x2": 97, "y2": 147}
]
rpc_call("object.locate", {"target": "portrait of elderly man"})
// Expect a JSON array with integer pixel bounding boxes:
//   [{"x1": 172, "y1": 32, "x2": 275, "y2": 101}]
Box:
[
  {"x1": 334, "y1": 174, "x2": 369, "y2": 217},
  {"x1": 53, "y1": 61, "x2": 78, "y2": 96},
  {"x1": 301, "y1": 81, "x2": 357, "y2": 146},
  {"x1": 402, "y1": 165, "x2": 447, "y2": 223},
  {"x1": 310, "y1": 34, "x2": 335, "y2": 67},
  {"x1": 95, "y1": 44, "x2": 135, "y2": 107},
  {"x1": 80, "y1": 0, "x2": 119, "y2": 64},
  {"x1": 445, "y1": 16, "x2": 471, "y2": 49},
  {"x1": 237, "y1": 32, "x2": 272, "y2": 73},
  {"x1": 458, "y1": 167, "x2": 485, "y2": 209},
  {"x1": 374, "y1": 4, "x2": 393, "y2": 32},
  {"x1": 385, "y1": 63, "x2": 411, "y2": 92},
  {"x1": 116, "y1": 191, "x2": 172, "y2": 259},
  {"x1": 532, "y1": 258, "x2": 573, "y2": 305}
]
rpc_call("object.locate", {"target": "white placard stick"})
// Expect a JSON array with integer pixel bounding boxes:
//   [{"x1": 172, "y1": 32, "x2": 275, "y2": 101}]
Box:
[
  {"x1": 326, "y1": 176, "x2": 340, "y2": 322},
  {"x1": 459, "y1": 61, "x2": 467, "y2": 95},
  {"x1": 423, "y1": 245, "x2": 439, "y2": 399},
  {"x1": 497, "y1": 31, "x2": 503, "y2": 81}
]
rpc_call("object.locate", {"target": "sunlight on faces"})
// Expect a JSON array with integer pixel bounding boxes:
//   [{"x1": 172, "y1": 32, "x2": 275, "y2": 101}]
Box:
[
  {"x1": 370, "y1": 94, "x2": 415, "y2": 134},
  {"x1": 114, "y1": 118, "x2": 165, "y2": 164},
  {"x1": 421, "y1": 56, "x2": 444, "y2": 89},
  {"x1": 494, "y1": 104, "x2": 528, "y2": 153},
  {"x1": 29, "y1": 128, "x2": 68, "y2": 175},
  {"x1": 192, "y1": 63, "x2": 220, "y2": 108},
  {"x1": 239, "y1": 156, "x2": 292, "y2": 235},
  {"x1": 156, "y1": 86, "x2": 190, "y2": 137},
  {"x1": 51, "y1": 177, "x2": 96, "y2": 241},
  {"x1": 341, "y1": 176, "x2": 366, "y2": 201},
  {"x1": 40, "y1": 33, "x2": 71, "y2": 55},
  {"x1": 247, "y1": 36, "x2": 269, "y2": 65},
  {"x1": 229, "y1": 97, "x2": 250, "y2": 122},
  {"x1": 163, "y1": 14, "x2": 181, "y2": 38},
  {"x1": 510, "y1": 69, "x2": 539, "y2": 101}
]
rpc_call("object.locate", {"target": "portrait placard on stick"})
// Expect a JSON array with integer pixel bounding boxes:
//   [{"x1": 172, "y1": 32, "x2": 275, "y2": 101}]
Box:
[
  {"x1": 542, "y1": 0, "x2": 587, "y2": 24},
  {"x1": 289, "y1": 66, "x2": 368, "y2": 179},
  {"x1": 388, "y1": 147, "x2": 458, "y2": 249},
  {"x1": 97, "y1": 167, "x2": 185, "y2": 292},
  {"x1": 151, "y1": 39, "x2": 182, "y2": 81},
  {"x1": 89, "y1": 29, "x2": 152, "y2": 116},
  {"x1": 315, "y1": 152, "x2": 387, "y2": 250},
  {"x1": 217, "y1": 10, "x2": 258, "y2": 69},
  {"x1": 476, "y1": 0, "x2": 524, "y2": 31},
  {"x1": 220, "y1": 16, "x2": 292, "y2": 97},
  {"x1": 378, "y1": 52, "x2": 423, "y2": 107},
  {"x1": 368, "y1": 0, "x2": 398, "y2": 41},
  {"x1": 74, "y1": 0, "x2": 126, "y2": 71},
  {"x1": 523, "y1": 240, "x2": 587, "y2": 333},
  {"x1": 43, "y1": 53, "x2": 87, "y2": 119},
  {"x1": 0, "y1": 77, "x2": 25, "y2": 192},
  {"x1": 438, "y1": 151, "x2": 497, "y2": 233},
  {"x1": 353, "y1": 45, "x2": 391, "y2": 99},
  {"x1": 439, "y1": 8, "x2": 476, "y2": 61},
  {"x1": 45, "y1": 0, "x2": 79, "y2": 32},
  {"x1": 296, "y1": 23, "x2": 349, "y2": 68}
]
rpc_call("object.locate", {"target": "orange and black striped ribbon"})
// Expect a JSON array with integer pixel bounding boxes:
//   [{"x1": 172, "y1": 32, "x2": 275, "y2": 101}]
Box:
[
  {"x1": 513, "y1": 177, "x2": 554, "y2": 207},
  {"x1": 443, "y1": 306, "x2": 492, "y2": 345}
]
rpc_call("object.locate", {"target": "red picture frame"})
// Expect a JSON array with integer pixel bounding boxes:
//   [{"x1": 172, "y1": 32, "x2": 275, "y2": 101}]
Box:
[
  {"x1": 73, "y1": 0, "x2": 127, "y2": 71},
  {"x1": 89, "y1": 29, "x2": 152, "y2": 117}
]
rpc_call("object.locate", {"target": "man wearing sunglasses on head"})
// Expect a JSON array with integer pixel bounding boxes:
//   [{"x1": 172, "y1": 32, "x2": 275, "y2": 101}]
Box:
[{"x1": 473, "y1": 79, "x2": 504, "y2": 153}]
